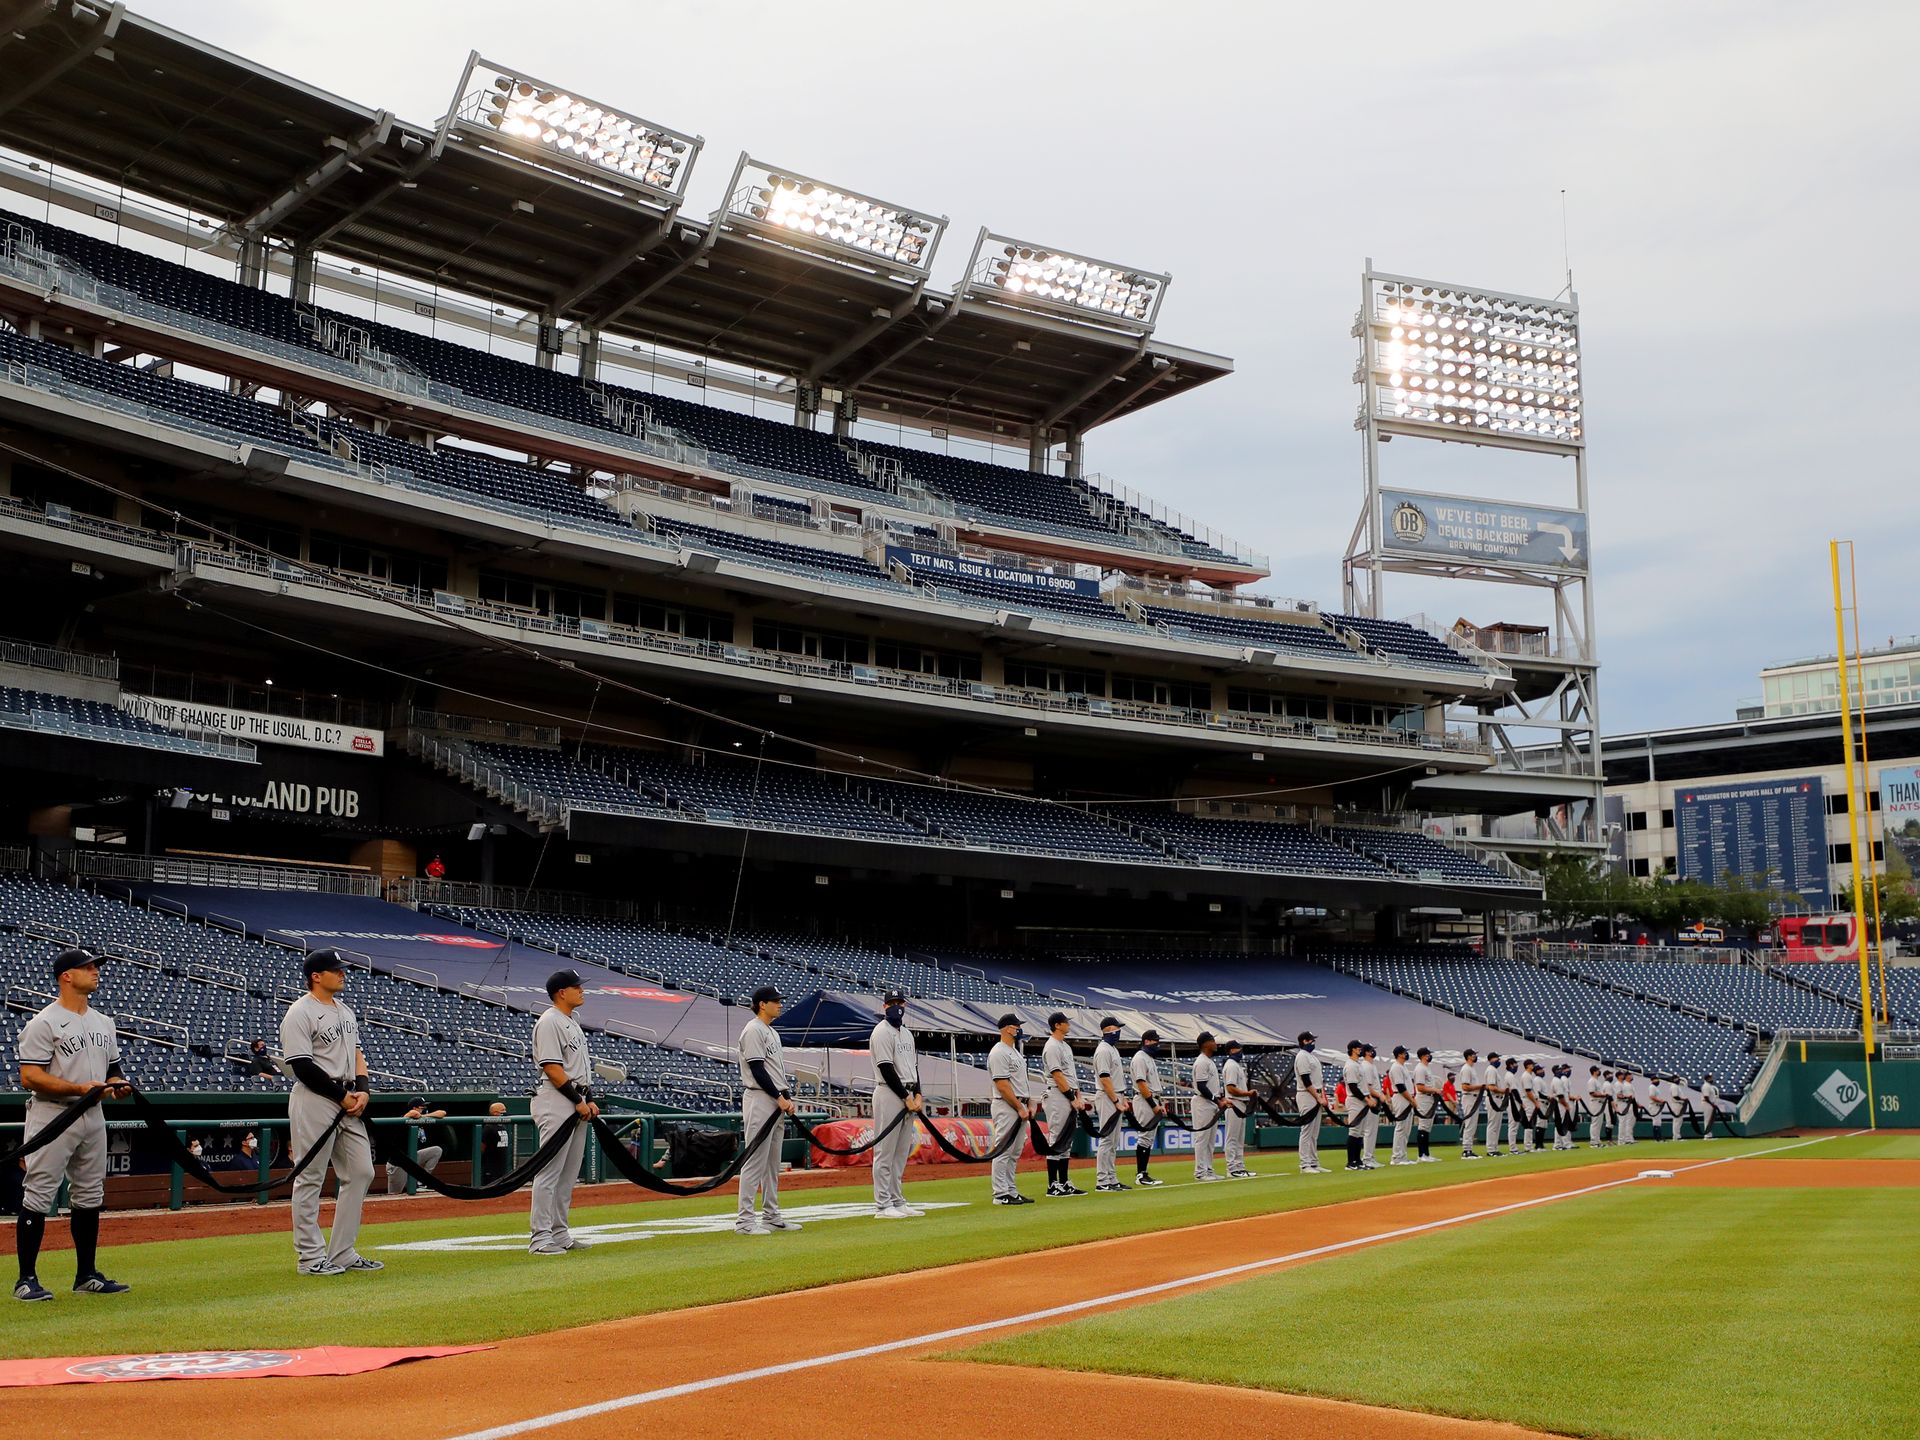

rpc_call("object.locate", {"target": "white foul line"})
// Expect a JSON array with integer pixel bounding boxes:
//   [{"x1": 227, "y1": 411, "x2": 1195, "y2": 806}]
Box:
[{"x1": 445, "y1": 1134, "x2": 1848, "y2": 1440}]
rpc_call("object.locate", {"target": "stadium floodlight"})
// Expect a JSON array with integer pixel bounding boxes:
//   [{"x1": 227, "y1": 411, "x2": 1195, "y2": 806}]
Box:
[
  {"x1": 726, "y1": 159, "x2": 945, "y2": 277},
  {"x1": 966, "y1": 230, "x2": 1169, "y2": 331},
  {"x1": 446, "y1": 54, "x2": 702, "y2": 205},
  {"x1": 1360, "y1": 270, "x2": 1581, "y2": 453}
]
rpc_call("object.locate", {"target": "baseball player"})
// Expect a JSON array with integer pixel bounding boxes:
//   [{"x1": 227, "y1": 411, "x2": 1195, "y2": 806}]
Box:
[
  {"x1": 1091, "y1": 1017, "x2": 1130, "y2": 1192},
  {"x1": 1411, "y1": 1046, "x2": 1441, "y2": 1163},
  {"x1": 1387, "y1": 1045, "x2": 1414, "y2": 1165},
  {"x1": 737, "y1": 986, "x2": 800, "y2": 1233},
  {"x1": 868, "y1": 989, "x2": 924, "y2": 1219},
  {"x1": 1647, "y1": 1075, "x2": 1672, "y2": 1143},
  {"x1": 1189, "y1": 1032, "x2": 1224, "y2": 1182},
  {"x1": 1666, "y1": 1077, "x2": 1686, "y2": 1141},
  {"x1": 12, "y1": 949, "x2": 132, "y2": 1303},
  {"x1": 1129, "y1": 1029, "x2": 1169, "y2": 1187},
  {"x1": 1357, "y1": 1044, "x2": 1383, "y2": 1169},
  {"x1": 1221, "y1": 1038, "x2": 1256, "y2": 1178},
  {"x1": 987, "y1": 1014, "x2": 1034, "y2": 1206},
  {"x1": 1698, "y1": 1074, "x2": 1722, "y2": 1138},
  {"x1": 1481, "y1": 1051, "x2": 1508, "y2": 1156},
  {"x1": 1341, "y1": 1040, "x2": 1369, "y2": 1171},
  {"x1": 1040, "y1": 1012, "x2": 1090, "y2": 1197},
  {"x1": 1615, "y1": 1071, "x2": 1638, "y2": 1145},
  {"x1": 1588, "y1": 1067, "x2": 1609, "y2": 1146},
  {"x1": 529, "y1": 969, "x2": 596, "y2": 1254},
  {"x1": 1293, "y1": 1031, "x2": 1327, "y2": 1174},
  {"x1": 1456, "y1": 1048, "x2": 1484, "y2": 1159},
  {"x1": 1550, "y1": 1065, "x2": 1574, "y2": 1150},
  {"x1": 281, "y1": 948, "x2": 379, "y2": 1277},
  {"x1": 1513, "y1": 1060, "x2": 1537, "y2": 1153}
]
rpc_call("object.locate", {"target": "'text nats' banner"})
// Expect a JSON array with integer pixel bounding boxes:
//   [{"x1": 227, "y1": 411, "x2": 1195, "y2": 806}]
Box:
[
  {"x1": 884, "y1": 546, "x2": 1099, "y2": 598},
  {"x1": 1881, "y1": 764, "x2": 1920, "y2": 834},
  {"x1": 118, "y1": 694, "x2": 384, "y2": 757}
]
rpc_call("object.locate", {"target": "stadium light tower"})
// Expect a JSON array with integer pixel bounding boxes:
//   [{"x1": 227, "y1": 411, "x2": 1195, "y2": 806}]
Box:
[
  {"x1": 443, "y1": 53, "x2": 703, "y2": 207},
  {"x1": 963, "y1": 229, "x2": 1169, "y2": 332},
  {"x1": 1344, "y1": 262, "x2": 1600, "y2": 857},
  {"x1": 724, "y1": 158, "x2": 946, "y2": 280}
]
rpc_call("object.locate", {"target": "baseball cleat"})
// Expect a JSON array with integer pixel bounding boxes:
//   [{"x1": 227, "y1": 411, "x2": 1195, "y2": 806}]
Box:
[
  {"x1": 1418, "y1": 1154, "x2": 1440, "y2": 1163},
  {"x1": 993, "y1": 1193, "x2": 1034, "y2": 1206},
  {"x1": 765, "y1": 1218, "x2": 804, "y2": 1231},
  {"x1": 72, "y1": 1272, "x2": 131, "y2": 1294},
  {"x1": 875, "y1": 1205, "x2": 915, "y2": 1219},
  {"x1": 1228, "y1": 1169, "x2": 1257, "y2": 1178},
  {"x1": 529, "y1": 1244, "x2": 569, "y2": 1255},
  {"x1": 340, "y1": 1256, "x2": 384, "y2": 1272},
  {"x1": 1194, "y1": 1173, "x2": 1224, "y2": 1182},
  {"x1": 1060, "y1": 1183, "x2": 1087, "y2": 1196},
  {"x1": 734, "y1": 1224, "x2": 772, "y2": 1236},
  {"x1": 298, "y1": 1261, "x2": 347, "y2": 1277},
  {"x1": 1095, "y1": 1181, "x2": 1130, "y2": 1192},
  {"x1": 1134, "y1": 1174, "x2": 1164, "y2": 1187},
  {"x1": 14, "y1": 1277, "x2": 53, "y2": 1302},
  {"x1": 558, "y1": 1238, "x2": 587, "y2": 1250}
]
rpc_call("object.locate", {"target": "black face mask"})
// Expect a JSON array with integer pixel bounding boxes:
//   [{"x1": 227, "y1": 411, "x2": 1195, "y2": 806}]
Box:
[
  {"x1": 1143, "y1": 1044, "x2": 1160, "y2": 1058},
  {"x1": 885, "y1": 1006, "x2": 905, "y2": 1027},
  {"x1": 1101, "y1": 1029, "x2": 1121, "y2": 1045}
]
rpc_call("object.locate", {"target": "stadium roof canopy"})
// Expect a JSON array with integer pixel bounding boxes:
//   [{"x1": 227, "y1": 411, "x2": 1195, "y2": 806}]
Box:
[{"x1": 0, "y1": 2, "x2": 1233, "y2": 443}]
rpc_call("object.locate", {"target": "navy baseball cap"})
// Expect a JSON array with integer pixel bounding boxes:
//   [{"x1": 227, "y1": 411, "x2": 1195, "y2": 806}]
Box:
[
  {"x1": 1099, "y1": 1016, "x2": 1122, "y2": 1030},
  {"x1": 1417, "y1": 1046, "x2": 1433, "y2": 1058},
  {"x1": 1392, "y1": 1044, "x2": 1409, "y2": 1057},
  {"x1": 1297, "y1": 1030, "x2": 1317, "y2": 1045},
  {"x1": 304, "y1": 947, "x2": 348, "y2": 980},
  {"x1": 1140, "y1": 1028, "x2": 1161, "y2": 1043},
  {"x1": 546, "y1": 969, "x2": 584, "y2": 997},
  {"x1": 752, "y1": 985, "x2": 785, "y2": 1007},
  {"x1": 1224, "y1": 1038, "x2": 1243, "y2": 1052},
  {"x1": 882, "y1": 989, "x2": 907, "y2": 1006},
  {"x1": 53, "y1": 947, "x2": 100, "y2": 979},
  {"x1": 995, "y1": 1013, "x2": 1021, "y2": 1030}
]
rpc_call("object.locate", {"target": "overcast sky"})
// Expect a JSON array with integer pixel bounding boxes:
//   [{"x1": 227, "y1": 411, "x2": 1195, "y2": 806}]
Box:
[{"x1": 140, "y1": 1, "x2": 1920, "y2": 732}]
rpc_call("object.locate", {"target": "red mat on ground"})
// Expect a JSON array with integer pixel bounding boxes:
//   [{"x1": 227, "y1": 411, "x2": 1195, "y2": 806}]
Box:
[{"x1": 0, "y1": 1345, "x2": 491, "y2": 1387}]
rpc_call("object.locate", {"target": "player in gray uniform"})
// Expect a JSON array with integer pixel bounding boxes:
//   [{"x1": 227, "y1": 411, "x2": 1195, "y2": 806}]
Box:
[
  {"x1": 529, "y1": 969, "x2": 597, "y2": 1255},
  {"x1": 1387, "y1": 1045, "x2": 1414, "y2": 1165},
  {"x1": 1456, "y1": 1049, "x2": 1484, "y2": 1158},
  {"x1": 1189, "y1": 1032, "x2": 1224, "y2": 1182},
  {"x1": 987, "y1": 1014, "x2": 1034, "y2": 1205},
  {"x1": 869, "y1": 989, "x2": 924, "y2": 1219},
  {"x1": 1510, "y1": 1060, "x2": 1536, "y2": 1153},
  {"x1": 1615, "y1": 1072, "x2": 1639, "y2": 1145},
  {"x1": 737, "y1": 986, "x2": 800, "y2": 1233},
  {"x1": 1340, "y1": 1041, "x2": 1368, "y2": 1171},
  {"x1": 1587, "y1": 1067, "x2": 1609, "y2": 1146},
  {"x1": 1039, "y1": 1012, "x2": 1091, "y2": 1197},
  {"x1": 13, "y1": 949, "x2": 132, "y2": 1302},
  {"x1": 281, "y1": 948, "x2": 380, "y2": 1277},
  {"x1": 1698, "y1": 1074, "x2": 1722, "y2": 1138},
  {"x1": 1482, "y1": 1052, "x2": 1508, "y2": 1156},
  {"x1": 1221, "y1": 1038, "x2": 1256, "y2": 1178},
  {"x1": 1411, "y1": 1047, "x2": 1442, "y2": 1163},
  {"x1": 1091, "y1": 1017, "x2": 1131, "y2": 1192},
  {"x1": 1358, "y1": 1044, "x2": 1383, "y2": 1169},
  {"x1": 1129, "y1": 1029, "x2": 1169, "y2": 1187},
  {"x1": 1551, "y1": 1065, "x2": 1575, "y2": 1150},
  {"x1": 1293, "y1": 1031, "x2": 1327, "y2": 1173}
]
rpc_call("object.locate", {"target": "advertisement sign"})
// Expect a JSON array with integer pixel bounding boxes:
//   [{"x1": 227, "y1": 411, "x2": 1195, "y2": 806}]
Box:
[
  {"x1": 1881, "y1": 764, "x2": 1920, "y2": 832},
  {"x1": 1674, "y1": 775, "x2": 1828, "y2": 905},
  {"x1": 884, "y1": 545, "x2": 1099, "y2": 599},
  {"x1": 119, "y1": 694, "x2": 384, "y2": 757},
  {"x1": 1380, "y1": 488, "x2": 1588, "y2": 572}
]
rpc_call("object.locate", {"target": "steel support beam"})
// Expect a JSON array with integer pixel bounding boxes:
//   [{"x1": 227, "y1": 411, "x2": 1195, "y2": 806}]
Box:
[
  {"x1": 0, "y1": 1, "x2": 121, "y2": 122},
  {"x1": 233, "y1": 112, "x2": 394, "y2": 239}
]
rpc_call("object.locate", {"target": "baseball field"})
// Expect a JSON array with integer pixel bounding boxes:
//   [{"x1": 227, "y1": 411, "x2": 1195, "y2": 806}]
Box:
[{"x1": 7, "y1": 1131, "x2": 1915, "y2": 1439}]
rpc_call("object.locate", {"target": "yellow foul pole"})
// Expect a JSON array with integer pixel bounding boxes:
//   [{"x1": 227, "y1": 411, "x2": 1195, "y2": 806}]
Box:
[
  {"x1": 1844, "y1": 544, "x2": 1891, "y2": 1027},
  {"x1": 1829, "y1": 540, "x2": 1876, "y2": 1129}
]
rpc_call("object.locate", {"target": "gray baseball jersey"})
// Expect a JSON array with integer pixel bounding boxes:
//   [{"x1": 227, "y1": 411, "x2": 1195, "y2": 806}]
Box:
[
  {"x1": 1221, "y1": 1056, "x2": 1247, "y2": 1103},
  {"x1": 738, "y1": 1017, "x2": 789, "y2": 1093},
  {"x1": 1388, "y1": 1059, "x2": 1410, "y2": 1097},
  {"x1": 1192, "y1": 1053, "x2": 1220, "y2": 1105},
  {"x1": 869, "y1": 1018, "x2": 918, "y2": 1086},
  {"x1": 16, "y1": 1001, "x2": 120, "y2": 1105},
  {"x1": 1342, "y1": 1056, "x2": 1364, "y2": 1097},
  {"x1": 1092, "y1": 1039, "x2": 1124, "y2": 1099},
  {"x1": 1413, "y1": 1060, "x2": 1439, "y2": 1094},
  {"x1": 1294, "y1": 1048, "x2": 1322, "y2": 1100},
  {"x1": 987, "y1": 1039, "x2": 1030, "y2": 1116},
  {"x1": 1129, "y1": 1048, "x2": 1161, "y2": 1099},
  {"x1": 1041, "y1": 1036, "x2": 1077, "y2": 1092},
  {"x1": 1701, "y1": 1080, "x2": 1720, "y2": 1106},
  {"x1": 279, "y1": 994, "x2": 361, "y2": 1085},
  {"x1": 532, "y1": 1005, "x2": 589, "y2": 1085}
]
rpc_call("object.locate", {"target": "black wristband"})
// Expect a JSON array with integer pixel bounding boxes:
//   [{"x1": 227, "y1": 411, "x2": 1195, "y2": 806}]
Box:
[
  {"x1": 351, "y1": 1077, "x2": 370, "y2": 1095},
  {"x1": 559, "y1": 1080, "x2": 586, "y2": 1104}
]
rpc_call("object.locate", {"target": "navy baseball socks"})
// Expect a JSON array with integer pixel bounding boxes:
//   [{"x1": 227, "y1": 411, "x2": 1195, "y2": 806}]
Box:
[{"x1": 14, "y1": 1208, "x2": 45, "y2": 1295}]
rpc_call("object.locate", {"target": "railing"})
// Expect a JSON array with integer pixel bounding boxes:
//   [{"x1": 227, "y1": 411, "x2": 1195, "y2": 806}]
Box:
[
  {"x1": 405, "y1": 731, "x2": 569, "y2": 827},
  {"x1": 399, "y1": 707, "x2": 563, "y2": 748},
  {"x1": 406, "y1": 877, "x2": 641, "y2": 923},
  {"x1": 64, "y1": 849, "x2": 383, "y2": 896},
  {"x1": 0, "y1": 634, "x2": 119, "y2": 682},
  {"x1": 1526, "y1": 941, "x2": 1756, "y2": 967},
  {"x1": 1078, "y1": 471, "x2": 1267, "y2": 570},
  {"x1": 1395, "y1": 612, "x2": 1515, "y2": 679}
]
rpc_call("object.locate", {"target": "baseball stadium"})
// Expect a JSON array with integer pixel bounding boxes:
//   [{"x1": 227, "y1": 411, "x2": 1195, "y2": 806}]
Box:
[{"x1": 2, "y1": 7, "x2": 1916, "y2": 1439}]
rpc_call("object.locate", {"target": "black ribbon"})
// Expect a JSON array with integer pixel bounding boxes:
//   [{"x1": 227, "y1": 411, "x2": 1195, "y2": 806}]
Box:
[
  {"x1": 1027, "y1": 1105, "x2": 1082, "y2": 1159},
  {"x1": 591, "y1": 1107, "x2": 788, "y2": 1196},
  {"x1": 0, "y1": 1084, "x2": 108, "y2": 1166},
  {"x1": 126, "y1": 1087, "x2": 350, "y2": 1195},
  {"x1": 1685, "y1": 1106, "x2": 1737, "y2": 1137},
  {"x1": 375, "y1": 1112, "x2": 586, "y2": 1201},
  {"x1": 911, "y1": 1108, "x2": 1033, "y2": 1164},
  {"x1": 789, "y1": 1106, "x2": 912, "y2": 1157}
]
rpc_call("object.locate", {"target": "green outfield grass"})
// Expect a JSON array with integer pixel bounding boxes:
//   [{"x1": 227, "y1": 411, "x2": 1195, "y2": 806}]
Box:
[
  {"x1": 3, "y1": 1136, "x2": 1781, "y2": 1357},
  {"x1": 956, "y1": 1182, "x2": 1920, "y2": 1440},
  {"x1": 1752, "y1": 1132, "x2": 1920, "y2": 1159}
]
